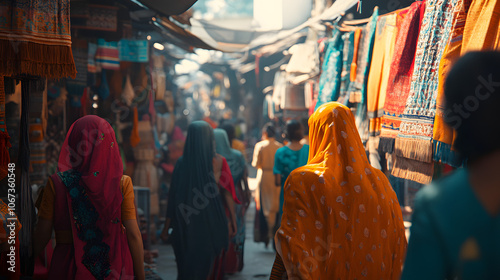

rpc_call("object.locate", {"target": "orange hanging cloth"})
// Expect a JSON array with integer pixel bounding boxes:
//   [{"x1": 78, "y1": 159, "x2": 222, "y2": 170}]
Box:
[{"x1": 350, "y1": 28, "x2": 362, "y2": 82}]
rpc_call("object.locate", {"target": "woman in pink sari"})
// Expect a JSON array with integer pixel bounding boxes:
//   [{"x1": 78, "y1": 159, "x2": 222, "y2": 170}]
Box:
[{"x1": 34, "y1": 115, "x2": 145, "y2": 279}]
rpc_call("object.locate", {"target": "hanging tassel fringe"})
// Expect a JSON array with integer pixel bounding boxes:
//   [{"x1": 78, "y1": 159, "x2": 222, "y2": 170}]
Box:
[
  {"x1": 432, "y1": 139, "x2": 464, "y2": 168},
  {"x1": 0, "y1": 40, "x2": 76, "y2": 79},
  {"x1": 394, "y1": 137, "x2": 433, "y2": 163},
  {"x1": 391, "y1": 155, "x2": 434, "y2": 184},
  {"x1": 378, "y1": 137, "x2": 395, "y2": 154}
]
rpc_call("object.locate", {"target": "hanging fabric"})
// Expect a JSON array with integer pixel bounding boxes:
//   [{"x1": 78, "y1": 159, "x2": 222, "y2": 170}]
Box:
[
  {"x1": 130, "y1": 107, "x2": 141, "y2": 147},
  {"x1": 338, "y1": 31, "x2": 355, "y2": 105},
  {"x1": 315, "y1": 29, "x2": 343, "y2": 110},
  {"x1": 97, "y1": 70, "x2": 110, "y2": 100},
  {"x1": 433, "y1": 0, "x2": 500, "y2": 166},
  {"x1": 66, "y1": 40, "x2": 88, "y2": 108},
  {"x1": 0, "y1": 0, "x2": 76, "y2": 79},
  {"x1": 367, "y1": 14, "x2": 397, "y2": 138},
  {"x1": 0, "y1": 77, "x2": 11, "y2": 181},
  {"x1": 95, "y1": 39, "x2": 120, "y2": 71},
  {"x1": 118, "y1": 40, "x2": 149, "y2": 63},
  {"x1": 272, "y1": 71, "x2": 287, "y2": 110},
  {"x1": 379, "y1": 2, "x2": 426, "y2": 154},
  {"x1": 393, "y1": 0, "x2": 459, "y2": 184},
  {"x1": 347, "y1": 8, "x2": 379, "y2": 145}
]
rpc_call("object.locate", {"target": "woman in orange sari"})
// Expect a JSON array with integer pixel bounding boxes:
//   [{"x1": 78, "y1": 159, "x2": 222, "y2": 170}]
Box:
[{"x1": 270, "y1": 102, "x2": 407, "y2": 279}]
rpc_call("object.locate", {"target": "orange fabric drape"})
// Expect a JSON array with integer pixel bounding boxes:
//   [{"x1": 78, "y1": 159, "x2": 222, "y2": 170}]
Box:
[
  {"x1": 272, "y1": 102, "x2": 407, "y2": 279},
  {"x1": 349, "y1": 29, "x2": 362, "y2": 82},
  {"x1": 433, "y1": 0, "x2": 500, "y2": 165}
]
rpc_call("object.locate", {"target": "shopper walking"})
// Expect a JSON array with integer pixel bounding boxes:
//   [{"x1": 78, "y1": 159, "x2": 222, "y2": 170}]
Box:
[
  {"x1": 252, "y1": 123, "x2": 282, "y2": 247},
  {"x1": 273, "y1": 120, "x2": 309, "y2": 233},
  {"x1": 34, "y1": 115, "x2": 145, "y2": 280},
  {"x1": 161, "y1": 121, "x2": 239, "y2": 280},
  {"x1": 271, "y1": 102, "x2": 407, "y2": 279},
  {"x1": 214, "y1": 129, "x2": 251, "y2": 273}
]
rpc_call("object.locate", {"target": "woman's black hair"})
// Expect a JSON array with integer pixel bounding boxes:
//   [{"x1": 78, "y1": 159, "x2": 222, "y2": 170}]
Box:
[
  {"x1": 263, "y1": 122, "x2": 275, "y2": 138},
  {"x1": 220, "y1": 123, "x2": 236, "y2": 146},
  {"x1": 301, "y1": 117, "x2": 309, "y2": 135},
  {"x1": 444, "y1": 51, "x2": 500, "y2": 161},
  {"x1": 285, "y1": 120, "x2": 303, "y2": 142}
]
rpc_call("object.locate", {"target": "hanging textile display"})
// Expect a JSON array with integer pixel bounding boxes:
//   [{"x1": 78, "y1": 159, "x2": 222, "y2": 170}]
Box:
[
  {"x1": 119, "y1": 40, "x2": 149, "y2": 63},
  {"x1": 95, "y1": 39, "x2": 120, "y2": 71},
  {"x1": 0, "y1": 0, "x2": 76, "y2": 78},
  {"x1": 366, "y1": 14, "x2": 397, "y2": 138},
  {"x1": 338, "y1": 31, "x2": 355, "y2": 105},
  {"x1": 285, "y1": 41, "x2": 320, "y2": 84},
  {"x1": 379, "y1": 2, "x2": 426, "y2": 154},
  {"x1": 67, "y1": 40, "x2": 88, "y2": 107},
  {"x1": 133, "y1": 120, "x2": 160, "y2": 217},
  {"x1": 28, "y1": 123, "x2": 46, "y2": 185},
  {"x1": 272, "y1": 71, "x2": 287, "y2": 110},
  {"x1": 315, "y1": 29, "x2": 343, "y2": 110},
  {"x1": 393, "y1": 0, "x2": 459, "y2": 184},
  {"x1": 433, "y1": 0, "x2": 500, "y2": 166},
  {"x1": 348, "y1": 8, "x2": 379, "y2": 145},
  {"x1": 0, "y1": 77, "x2": 11, "y2": 181}
]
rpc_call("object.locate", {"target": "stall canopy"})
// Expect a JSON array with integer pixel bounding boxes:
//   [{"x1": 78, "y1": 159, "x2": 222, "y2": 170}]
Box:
[{"x1": 132, "y1": 0, "x2": 198, "y2": 16}]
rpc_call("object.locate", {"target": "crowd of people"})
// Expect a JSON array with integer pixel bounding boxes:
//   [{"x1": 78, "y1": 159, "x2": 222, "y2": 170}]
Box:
[{"x1": 1, "y1": 51, "x2": 500, "y2": 279}]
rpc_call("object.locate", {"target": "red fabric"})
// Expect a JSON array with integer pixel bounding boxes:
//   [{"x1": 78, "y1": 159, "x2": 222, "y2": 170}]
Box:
[
  {"x1": 80, "y1": 88, "x2": 88, "y2": 117},
  {"x1": 55, "y1": 115, "x2": 133, "y2": 278},
  {"x1": 33, "y1": 240, "x2": 54, "y2": 280},
  {"x1": 51, "y1": 170, "x2": 133, "y2": 279},
  {"x1": 220, "y1": 158, "x2": 240, "y2": 204},
  {"x1": 58, "y1": 115, "x2": 123, "y2": 221}
]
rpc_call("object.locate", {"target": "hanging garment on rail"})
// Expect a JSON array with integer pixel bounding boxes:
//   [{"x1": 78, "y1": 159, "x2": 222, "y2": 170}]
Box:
[
  {"x1": 348, "y1": 8, "x2": 379, "y2": 145},
  {"x1": 393, "y1": 0, "x2": 459, "y2": 184},
  {"x1": 379, "y1": 2, "x2": 426, "y2": 154},
  {"x1": 367, "y1": 14, "x2": 397, "y2": 138},
  {"x1": 0, "y1": 0, "x2": 76, "y2": 79},
  {"x1": 316, "y1": 29, "x2": 344, "y2": 110},
  {"x1": 433, "y1": 0, "x2": 500, "y2": 167}
]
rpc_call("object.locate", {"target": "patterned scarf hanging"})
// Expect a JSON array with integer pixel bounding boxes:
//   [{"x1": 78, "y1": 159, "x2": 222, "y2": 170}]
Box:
[
  {"x1": 315, "y1": 29, "x2": 344, "y2": 111},
  {"x1": 0, "y1": 0, "x2": 76, "y2": 79},
  {"x1": 379, "y1": 2, "x2": 426, "y2": 154},
  {"x1": 393, "y1": 0, "x2": 459, "y2": 184},
  {"x1": 433, "y1": 0, "x2": 500, "y2": 167},
  {"x1": 338, "y1": 31, "x2": 355, "y2": 105},
  {"x1": 347, "y1": 8, "x2": 379, "y2": 145}
]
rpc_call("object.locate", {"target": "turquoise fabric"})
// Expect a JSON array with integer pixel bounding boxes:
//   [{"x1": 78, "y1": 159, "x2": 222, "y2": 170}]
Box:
[
  {"x1": 402, "y1": 168, "x2": 500, "y2": 279},
  {"x1": 315, "y1": 29, "x2": 344, "y2": 111},
  {"x1": 118, "y1": 40, "x2": 149, "y2": 62},
  {"x1": 214, "y1": 129, "x2": 245, "y2": 184},
  {"x1": 273, "y1": 145, "x2": 309, "y2": 213},
  {"x1": 214, "y1": 128, "x2": 247, "y2": 257}
]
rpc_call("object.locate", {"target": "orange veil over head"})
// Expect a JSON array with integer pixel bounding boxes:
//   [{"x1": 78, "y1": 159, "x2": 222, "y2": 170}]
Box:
[{"x1": 274, "y1": 102, "x2": 407, "y2": 279}]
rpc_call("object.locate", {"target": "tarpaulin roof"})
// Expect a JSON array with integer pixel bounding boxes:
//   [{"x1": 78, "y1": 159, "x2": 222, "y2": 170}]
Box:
[{"x1": 135, "y1": 0, "x2": 197, "y2": 16}]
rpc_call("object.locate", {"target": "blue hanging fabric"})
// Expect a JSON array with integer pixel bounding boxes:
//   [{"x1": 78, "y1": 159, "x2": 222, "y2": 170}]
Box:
[{"x1": 97, "y1": 70, "x2": 110, "y2": 100}]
